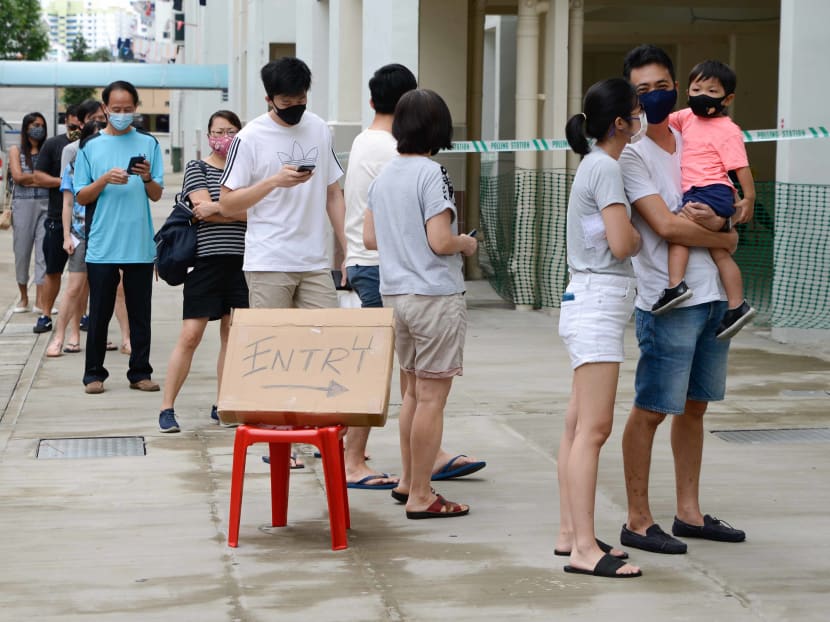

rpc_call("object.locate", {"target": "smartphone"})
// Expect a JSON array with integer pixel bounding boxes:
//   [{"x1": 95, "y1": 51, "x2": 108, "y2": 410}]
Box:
[
  {"x1": 467, "y1": 228, "x2": 478, "y2": 238},
  {"x1": 127, "y1": 155, "x2": 147, "y2": 175},
  {"x1": 296, "y1": 164, "x2": 316, "y2": 173}
]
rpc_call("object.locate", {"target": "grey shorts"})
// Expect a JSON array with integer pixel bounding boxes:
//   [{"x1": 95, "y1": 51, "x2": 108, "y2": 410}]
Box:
[
  {"x1": 67, "y1": 238, "x2": 87, "y2": 273},
  {"x1": 382, "y1": 293, "x2": 467, "y2": 378}
]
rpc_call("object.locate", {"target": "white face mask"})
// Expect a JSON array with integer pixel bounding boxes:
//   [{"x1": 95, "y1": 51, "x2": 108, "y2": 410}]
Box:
[{"x1": 629, "y1": 111, "x2": 648, "y2": 143}]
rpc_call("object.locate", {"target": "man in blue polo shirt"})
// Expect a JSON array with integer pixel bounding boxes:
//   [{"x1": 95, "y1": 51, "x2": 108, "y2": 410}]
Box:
[{"x1": 74, "y1": 80, "x2": 164, "y2": 394}]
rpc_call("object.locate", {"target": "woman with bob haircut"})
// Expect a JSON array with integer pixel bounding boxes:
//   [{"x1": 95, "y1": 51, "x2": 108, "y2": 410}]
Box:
[
  {"x1": 555, "y1": 77, "x2": 643, "y2": 578},
  {"x1": 363, "y1": 89, "x2": 478, "y2": 519}
]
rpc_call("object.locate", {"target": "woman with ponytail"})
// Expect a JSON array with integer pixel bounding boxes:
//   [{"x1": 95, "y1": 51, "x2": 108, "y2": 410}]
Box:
[{"x1": 554, "y1": 78, "x2": 643, "y2": 578}]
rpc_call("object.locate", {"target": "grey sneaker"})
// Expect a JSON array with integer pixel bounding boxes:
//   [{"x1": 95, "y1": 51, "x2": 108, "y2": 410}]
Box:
[{"x1": 159, "y1": 408, "x2": 180, "y2": 433}]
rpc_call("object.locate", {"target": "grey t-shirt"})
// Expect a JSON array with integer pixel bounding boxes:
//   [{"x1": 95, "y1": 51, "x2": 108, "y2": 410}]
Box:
[
  {"x1": 566, "y1": 147, "x2": 635, "y2": 278},
  {"x1": 367, "y1": 155, "x2": 465, "y2": 295}
]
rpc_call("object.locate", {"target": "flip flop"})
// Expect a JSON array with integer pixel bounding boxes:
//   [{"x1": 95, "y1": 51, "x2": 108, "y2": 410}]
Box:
[
  {"x1": 564, "y1": 553, "x2": 642, "y2": 578},
  {"x1": 406, "y1": 494, "x2": 469, "y2": 519},
  {"x1": 347, "y1": 473, "x2": 399, "y2": 490},
  {"x1": 431, "y1": 455, "x2": 487, "y2": 481},
  {"x1": 63, "y1": 343, "x2": 81, "y2": 354},
  {"x1": 106, "y1": 342, "x2": 117, "y2": 351},
  {"x1": 554, "y1": 538, "x2": 629, "y2": 560},
  {"x1": 261, "y1": 453, "x2": 305, "y2": 468}
]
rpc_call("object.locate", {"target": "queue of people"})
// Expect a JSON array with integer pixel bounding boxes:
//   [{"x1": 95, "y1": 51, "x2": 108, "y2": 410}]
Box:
[{"x1": 5, "y1": 43, "x2": 751, "y2": 579}]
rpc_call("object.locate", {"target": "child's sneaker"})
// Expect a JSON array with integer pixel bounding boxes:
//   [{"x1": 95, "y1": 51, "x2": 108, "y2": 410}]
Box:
[
  {"x1": 716, "y1": 300, "x2": 756, "y2": 340},
  {"x1": 159, "y1": 408, "x2": 180, "y2": 433},
  {"x1": 210, "y1": 404, "x2": 219, "y2": 424},
  {"x1": 652, "y1": 280, "x2": 694, "y2": 315},
  {"x1": 79, "y1": 314, "x2": 89, "y2": 332}
]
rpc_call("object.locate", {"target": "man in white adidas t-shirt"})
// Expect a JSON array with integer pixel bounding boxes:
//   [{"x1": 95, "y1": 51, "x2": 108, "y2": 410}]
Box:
[
  {"x1": 220, "y1": 57, "x2": 347, "y2": 313},
  {"x1": 220, "y1": 57, "x2": 347, "y2": 469}
]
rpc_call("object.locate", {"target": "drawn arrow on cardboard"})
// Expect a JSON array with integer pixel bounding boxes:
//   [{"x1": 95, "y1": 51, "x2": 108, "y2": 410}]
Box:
[{"x1": 261, "y1": 380, "x2": 349, "y2": 398}]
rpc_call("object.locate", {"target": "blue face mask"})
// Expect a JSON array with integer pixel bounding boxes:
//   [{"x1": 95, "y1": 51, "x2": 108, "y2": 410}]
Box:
[
  {"x1": 639, "y1": 89, "x2": 677, "y2": 124},
  {"x1": 109, "y1": 113, "x2": 134, "y2": 131}
]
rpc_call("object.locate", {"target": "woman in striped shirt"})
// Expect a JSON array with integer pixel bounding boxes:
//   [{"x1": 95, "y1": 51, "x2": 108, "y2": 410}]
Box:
[{"x1": 157, "y1": 110, "x2": 247, "y2": 433}]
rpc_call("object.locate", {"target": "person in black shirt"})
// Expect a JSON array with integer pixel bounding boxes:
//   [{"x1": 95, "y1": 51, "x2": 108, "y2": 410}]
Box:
[{"x1": 33, "y1": 104, "x2": 81, "y2": 334}]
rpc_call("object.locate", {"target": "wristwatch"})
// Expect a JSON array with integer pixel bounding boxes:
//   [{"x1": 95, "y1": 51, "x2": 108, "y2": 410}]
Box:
[
  {"x1": 719, "y1": 217, "x2": 732, "y2": 233},
  {"x1": 143, "y1": 177, "x2": 152, "y2": 184}
]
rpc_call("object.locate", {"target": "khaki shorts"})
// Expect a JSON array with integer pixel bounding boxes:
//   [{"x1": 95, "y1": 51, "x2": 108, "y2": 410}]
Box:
[
  {"x1": 382, "y1": 293, "x2": 466, "y2": 378},
  {"x1": 245, "y1": 269, "x2": 337, "y2": 309}
]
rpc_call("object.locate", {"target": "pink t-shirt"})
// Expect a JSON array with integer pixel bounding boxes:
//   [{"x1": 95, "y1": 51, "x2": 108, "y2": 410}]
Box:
[{"x1": 669, "y1": 108, "x2": 749, "y2": 193}]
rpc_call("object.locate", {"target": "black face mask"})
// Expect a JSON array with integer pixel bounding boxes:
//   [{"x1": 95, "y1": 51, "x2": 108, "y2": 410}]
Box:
[
  {"x1": 94, "y1": 120, "x2": 108, "y2": 130},
  {"x1": 273, "y1": 102, "x2": 306, "y2": 126},
  {"x1": 688, "y1": 94, "x2": 727, "y2": 118}
]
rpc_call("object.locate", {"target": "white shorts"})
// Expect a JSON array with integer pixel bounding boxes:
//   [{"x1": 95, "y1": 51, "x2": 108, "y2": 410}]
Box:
[{"x1": 558, "y1": 272, "x2": 636, "y2": 369}]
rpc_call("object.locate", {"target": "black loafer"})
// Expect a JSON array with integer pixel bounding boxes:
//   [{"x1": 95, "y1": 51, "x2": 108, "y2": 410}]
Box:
[
  {"x1": 672, "y1": 515, "x2": 746, "y2": 542},
  {"x1": 620, "y1": 523, "x2": 687, "y2": 554}
]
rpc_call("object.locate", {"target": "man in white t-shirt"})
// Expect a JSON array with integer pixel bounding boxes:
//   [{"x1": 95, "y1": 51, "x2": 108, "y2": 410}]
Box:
[
  {"x1": 220, "y1": 57, "x2": 347, "y2": 468},
  {"x1": 617, "y1": 45, "x2": 746, "y2": 555},
  {"x1": 220, "y1": 56, "x2": 347, "y2": 310},
  {"x1": 342, "y1": 64, "x2": 487, "y2": 489}
]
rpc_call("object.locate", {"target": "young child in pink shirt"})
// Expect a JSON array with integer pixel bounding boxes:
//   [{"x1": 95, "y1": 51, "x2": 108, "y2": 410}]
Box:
[{"x1": 653, "y1": 60, "x2": 756, "y2": 339}]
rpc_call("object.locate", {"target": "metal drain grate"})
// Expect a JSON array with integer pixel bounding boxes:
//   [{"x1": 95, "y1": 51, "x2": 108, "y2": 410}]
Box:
[
  {"x1": 711, "y1": 428, "x2": 830, "y2": 444},
  {"x1": 37, "y1": 436, "x2": 146, "y2": 459}
]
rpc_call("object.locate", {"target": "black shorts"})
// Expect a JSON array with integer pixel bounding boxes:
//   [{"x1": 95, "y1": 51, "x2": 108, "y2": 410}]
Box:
[
  {"x1": 182, "y1": 255, "x2": 249, "y2": 320},
  {"x1": 43, "y1": 218, "x2": 69, "y2": 275}
]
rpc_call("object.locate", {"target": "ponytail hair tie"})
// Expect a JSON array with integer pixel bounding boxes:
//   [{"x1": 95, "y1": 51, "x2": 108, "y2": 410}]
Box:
[{"x1": 579, "y1": 112, "x2": 587, "y2": 121}]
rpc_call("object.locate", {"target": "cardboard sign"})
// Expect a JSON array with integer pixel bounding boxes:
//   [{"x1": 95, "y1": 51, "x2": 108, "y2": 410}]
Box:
[{"x1": 217, "y1": 308, "x2": 395, "y2": 427}]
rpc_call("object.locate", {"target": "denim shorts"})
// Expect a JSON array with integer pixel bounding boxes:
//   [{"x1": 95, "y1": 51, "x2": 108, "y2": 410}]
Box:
[
  {"x1": 558, "y1": 273, "x2": 636, "y2": 369},
  {"x1": 633, "y1": 301, "x2": 729, "y2": 415},
  {"x1": 346, "y1": 265, "x2": 382, "y2": 308}
]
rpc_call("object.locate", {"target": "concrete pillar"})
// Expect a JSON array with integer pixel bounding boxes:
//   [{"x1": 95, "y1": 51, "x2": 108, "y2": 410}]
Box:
[
  {"x1": 361, "y1": 0, "x2": 419, "y2": 129},
  {"x1": 511, "y1": 0, "x2": 546, "y2": 308},
  {"x1": 541, "y1": 0, "x2": 569, "y2": 172},
  {"x1": 465, "y1": 0, "x2": 486, "y2": 280},
  {"x1": 772, "y1": 0, "x2": 830, "y2": 344},
  {"x1": 327, "y1": 0, "x2": 362, "y2": 153},
  {"x1": 565, "y1": 0, "x2": 583, "y2": 172},
  {"x1": 296, "y1": 0, "x2": 330, "y2": 119}
]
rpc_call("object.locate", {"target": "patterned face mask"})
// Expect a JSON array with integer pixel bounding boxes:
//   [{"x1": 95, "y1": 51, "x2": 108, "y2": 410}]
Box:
[{"x1": 208, "y1": 134, "x2": 234, "y2": 156}]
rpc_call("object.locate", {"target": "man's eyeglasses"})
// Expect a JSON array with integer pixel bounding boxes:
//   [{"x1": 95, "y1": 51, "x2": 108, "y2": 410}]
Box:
[
  {"x1": 67, "y1": 124, "x2": 81, "y2": 131},
  {"x1": 208, "y1": 129, "x2": 238, "y2": 137}
]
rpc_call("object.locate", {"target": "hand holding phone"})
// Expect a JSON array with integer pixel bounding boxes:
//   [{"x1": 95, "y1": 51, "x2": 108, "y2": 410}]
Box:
[
  {"x1": 127, "y1": 155, "x2": 147, "y2": 175},
  {"x1": 296, "y1": 164, "x2": 316, "y2": 173}
]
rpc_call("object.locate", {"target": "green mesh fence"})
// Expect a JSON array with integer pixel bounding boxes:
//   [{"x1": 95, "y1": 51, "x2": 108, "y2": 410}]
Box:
[{"x1": 479, "y1": 171, "x2": 830, "y2": 330}]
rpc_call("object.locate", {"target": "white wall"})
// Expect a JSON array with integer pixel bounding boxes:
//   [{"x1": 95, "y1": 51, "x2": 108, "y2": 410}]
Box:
[
  {"x1": 776, "y1": 0, "x2": 830, "y2": 185},
  {"x1": 360, "y1": 0, "x2": 419, "y2": 129}
]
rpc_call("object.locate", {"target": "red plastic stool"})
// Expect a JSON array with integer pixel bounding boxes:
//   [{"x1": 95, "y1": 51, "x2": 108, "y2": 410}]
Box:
[{"x1": 227, "y1": 424, "x2": 351, "y2": 551}]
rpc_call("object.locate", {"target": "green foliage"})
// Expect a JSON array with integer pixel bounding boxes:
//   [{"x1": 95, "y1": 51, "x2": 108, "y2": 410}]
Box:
[
  {"x1": 62, "y1": 34, "x2": 98, "y2": 106},
  {"x1": 0, "y1": 0, "x2": 50, "y2": 60},
  {"x1": 90, "y1": 47, "x2": 113, "y2": 62}
]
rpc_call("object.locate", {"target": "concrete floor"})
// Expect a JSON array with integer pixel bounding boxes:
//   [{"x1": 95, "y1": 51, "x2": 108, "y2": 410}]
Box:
[{"x1": 1, "y1": 174, "x2": 829, "y2": 621}]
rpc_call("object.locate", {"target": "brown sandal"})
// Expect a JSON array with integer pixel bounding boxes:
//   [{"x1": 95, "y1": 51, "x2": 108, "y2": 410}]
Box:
[{"x1": 406, "y1": 494, "x2": 469, "y2": 519}]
